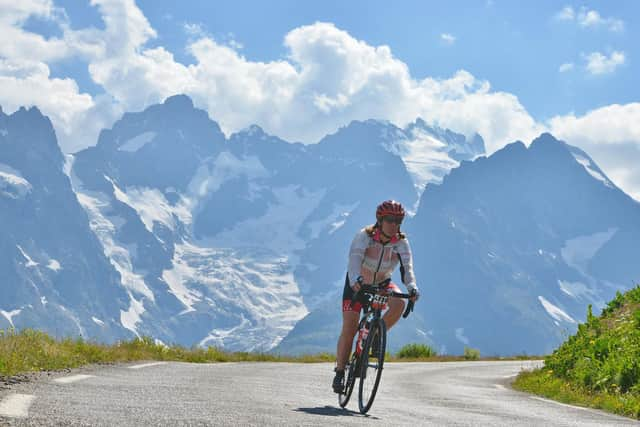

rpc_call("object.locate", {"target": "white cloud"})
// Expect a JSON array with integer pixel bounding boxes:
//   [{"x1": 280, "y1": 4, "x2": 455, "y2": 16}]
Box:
[
  {"x1": 227, "y1": 36, "x2": 243, "y2": 50},
  {"x1": 555, "y1": 6, "x2": 575, "y2": 21},
  {"x1": 184, "y1": 22, "x2": 206, "y2": 38},
  {"x1": 0, "y1": 8, "x2": 545, "y2": 156},
  {"x1": 555, "y1": 6, "x2": 624, "y2": 32},
  {"x1": 578, "y1": 9, "x2": 624, "y2": 32},
  {"x1": 440, "y1": 33, "x2": 456, "y2": 45},
  {"x1": 0, "y1": 0, "x2": 71, "y2": 63},
  {"x1": 559, "y1": 62, "x2": 574, "y2": 73},
  {"x1": 0, "y1": 59, "x2": 93, "y2": 132},
  {"x1": 549, "y1": 103, "x2": 640, "y2": 200},
  {"x1": 579, "y1": 9, "x2": 603, "y2": 27},
  {"x1": 0, "y1": 0, "x2": 57, "y2": 23},
  {"x1": 584, "y1": 51, "x2": 625, "y2": 75},
  {"x1": 0, "y1": 3, "x2": 639, "y2": 200}
]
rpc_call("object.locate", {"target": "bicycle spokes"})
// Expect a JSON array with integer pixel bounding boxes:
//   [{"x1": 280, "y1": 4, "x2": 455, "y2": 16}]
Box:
[{"x1": 358, "y1": 320, "x2": 386, "y2": 414}]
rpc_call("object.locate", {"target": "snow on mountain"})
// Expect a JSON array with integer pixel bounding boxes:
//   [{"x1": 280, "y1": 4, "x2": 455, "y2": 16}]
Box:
[
  {"x1": 0, "y1": 309, "x2": 22, "y2": 328},
  {"x1": 383, "y1": 119, "x2": 485, "y2": 194},
  {"x1": 0, "y1": 163, "x2": 32, "y2": 198},
  {"x1": 16, "y1": 245, "x2": 38, "y2": 267},
  {"x1": 118, "y1": 131, "x2": 157, "y2": 153},
  {"x1": 68, "y1": 96, "x2": 317, "y2": 349},
  {"x1": 561, "y1": 228, "x2": 618, "y2": 276},
  {"x1": 568, "y1": 145, "x2": 615, "y2": 189},
  {"x1": 4, "y1": 95, "x2": 637, "y2": 357},
  {"x1": 306, "y1": 202, "x2": 360, "y2": 239},
  {"x1": 538, "y1": 296, "x2": 577, "y2": 325},
  {"x1": 203, "y1": 185, "x2": 326, "y2": 253},
  {"x1": 317, "y1": 118, "x2": 485, "y2": 202},
  {"x1": 276, "y1": 133, "x2": 640, "y2": 356},
  {"x1": 0, "y1": 106, "x2": 131, "y2": 342},
  {"x1": 46, "y1": 259, "x2": 62, "y2": 271}
]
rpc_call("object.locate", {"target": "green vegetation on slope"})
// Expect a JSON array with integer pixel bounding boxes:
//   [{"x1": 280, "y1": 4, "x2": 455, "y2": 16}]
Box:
[{"x1": 513, "y1": 285, "x2": 640, "y2": 419}]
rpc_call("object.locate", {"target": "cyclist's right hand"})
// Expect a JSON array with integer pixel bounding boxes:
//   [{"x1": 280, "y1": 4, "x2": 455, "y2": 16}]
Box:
[{"x1": 351, "y1": 275, "x2": 364, "y2": 292}]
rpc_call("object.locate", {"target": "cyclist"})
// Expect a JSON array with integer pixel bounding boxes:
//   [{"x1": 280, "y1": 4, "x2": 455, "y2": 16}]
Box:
[{"x1": 333, "y1": 200, "x2": 420, "y2": 393}]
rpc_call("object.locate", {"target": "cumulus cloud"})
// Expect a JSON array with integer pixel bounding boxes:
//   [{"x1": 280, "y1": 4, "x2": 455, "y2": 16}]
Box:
[
  {"x1": 78, "y1": 17, "x2": 541, "y2": 152},
  {"x1": 584, "y1": 51, "x2": 625, "y2": 75},
  {"x1": 0, "y1": 2, "x2": 548, "y2": 153},
  {"x1": 555, "y1": 6, "x2": 575, "y2": 21},
  {"x1": 0, "y1": 59, "x2": 93, "y2": 127},
  {"x1": 555, "y1": 6, "x2": 624, "y2": 32},
  {"x1": 440, "y1": 33, "x2": 456, "y2": 45},
  {"x1": 578, "y1": 9, "x2": 624, "y2": 32},
  {"x1": 0, "y1": 1, "x2": 638, "y2": 199},
  {"x1": 559, "y1": 62, "x2": 574, "y2": 73},
  {"x1": 0, "y1": 0, "x2": 71, "y2": 62},
  {"x1": 184, "y1": 22, "x2": 207, "y2": 38}
]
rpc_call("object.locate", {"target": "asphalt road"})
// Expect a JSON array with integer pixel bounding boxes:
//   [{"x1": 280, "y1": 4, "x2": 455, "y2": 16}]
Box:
[{"x1": 1, "y1": 360, "x2": 638, "y2": 426}]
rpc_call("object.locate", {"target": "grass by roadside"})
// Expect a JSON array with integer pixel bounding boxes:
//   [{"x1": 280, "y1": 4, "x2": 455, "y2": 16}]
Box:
[
  {"x1": 0, "y1": 328, "x2": 334, "y2": 377},
  {"x1": 1, "y1": 328, "x2": 541, "y2": 378},
  {"x1": 512, "y1": 284, "x2": 640, "y2": 420},
  {"x1": 514, "y1": 368, "x2": 640, "y2": 419}
]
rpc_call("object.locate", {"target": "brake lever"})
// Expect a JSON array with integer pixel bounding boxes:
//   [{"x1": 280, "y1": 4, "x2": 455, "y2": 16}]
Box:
[
  {"x1": 402, "y1": 289, "x2": 416, "y2": 318},
  {"x1": 402, "y1": 300, "x2": 414, "y2": 318}
]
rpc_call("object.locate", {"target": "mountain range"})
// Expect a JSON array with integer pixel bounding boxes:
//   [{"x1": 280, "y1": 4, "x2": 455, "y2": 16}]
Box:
[{"x1": 1, "y1": 95, "x2": 638, "y2": 356}]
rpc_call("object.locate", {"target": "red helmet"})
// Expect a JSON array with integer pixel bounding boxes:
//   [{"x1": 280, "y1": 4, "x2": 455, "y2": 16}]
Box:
[{"x1": 376, "y1": 200, "x2": 405, "y2": 221}]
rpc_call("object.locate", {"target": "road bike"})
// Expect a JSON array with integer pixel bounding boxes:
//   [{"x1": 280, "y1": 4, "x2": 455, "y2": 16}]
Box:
[{"x1": 338, "y1": 279, "x2": 414, "y2": 414}]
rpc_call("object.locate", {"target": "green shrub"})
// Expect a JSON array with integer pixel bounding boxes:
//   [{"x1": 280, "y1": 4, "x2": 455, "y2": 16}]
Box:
[
  {"x1": 463, "y1": 347, "x2": 480, "y2": 360},
  {"x1": 634, "y1": 309, "x2": 640, "y2": 328},
  {"x1": 602, "y1": 291, "x2": 625, "y2": 316},
  {"x1": 517, "y1": 285, "x2": 640, "y2": 419},
  {"x1": 396, "y1": 343, "x2": 436, "y2": 358}
]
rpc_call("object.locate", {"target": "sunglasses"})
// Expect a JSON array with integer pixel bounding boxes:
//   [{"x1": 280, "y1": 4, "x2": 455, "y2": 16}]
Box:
[{"x1": 381, "y1": 215, "x2": 403, "y2": 225}]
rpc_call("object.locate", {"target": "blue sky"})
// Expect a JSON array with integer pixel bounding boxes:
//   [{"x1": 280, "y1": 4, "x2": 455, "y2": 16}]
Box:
[
  {"x1": 137, "y1": 0, "x2": 638, "y2": 119},
  {"x1": 1, "y1": 1, "x2": 639, "y2": 199}
]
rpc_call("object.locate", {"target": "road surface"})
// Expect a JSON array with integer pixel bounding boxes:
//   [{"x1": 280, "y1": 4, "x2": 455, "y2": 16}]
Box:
[{"x1": 1, "y1": 360, "x2": 637, "y2": 426}]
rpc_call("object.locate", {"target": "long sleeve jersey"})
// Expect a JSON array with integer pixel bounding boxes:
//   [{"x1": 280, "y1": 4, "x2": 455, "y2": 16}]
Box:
[{"x1": 347, "y1": 227, "x2": 417, "y2": 291}]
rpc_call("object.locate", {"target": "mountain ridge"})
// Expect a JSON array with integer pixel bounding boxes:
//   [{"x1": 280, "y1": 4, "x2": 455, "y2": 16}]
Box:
[{"x1": 2, "y1": 94, "x2": 638, "y2": 356}]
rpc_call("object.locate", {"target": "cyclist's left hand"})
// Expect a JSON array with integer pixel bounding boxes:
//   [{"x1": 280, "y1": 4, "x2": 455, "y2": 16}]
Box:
[{"x1": 409, "y1": 288, "x2": 420, "y2": 303}]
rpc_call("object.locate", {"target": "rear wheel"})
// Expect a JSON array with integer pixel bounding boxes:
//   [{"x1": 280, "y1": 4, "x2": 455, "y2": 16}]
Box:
[
  {"x1": 358, "y1": 319, "x2": 386, "y2": 414},
  {"x1": 338, "y1": 352, "x2": 357, "y2": 407},
  {"x1": 339, "y1": 317, "x2": 368, "y2": 408}
]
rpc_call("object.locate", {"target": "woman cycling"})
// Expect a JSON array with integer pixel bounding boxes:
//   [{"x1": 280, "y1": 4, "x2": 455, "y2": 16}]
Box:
[{"x1": 333, "y1": 200, "x2": 420, "y2": 393}]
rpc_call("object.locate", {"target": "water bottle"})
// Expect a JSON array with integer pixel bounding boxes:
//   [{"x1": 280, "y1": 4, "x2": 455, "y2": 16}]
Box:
[{"x1": 356, "y1": 323, "x2": 369, "y2": 354}]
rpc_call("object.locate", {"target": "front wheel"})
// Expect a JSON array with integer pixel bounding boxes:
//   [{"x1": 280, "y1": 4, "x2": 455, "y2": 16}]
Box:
[{"x1": 358, "y1": 319, "x2": 386, "y2": 414}]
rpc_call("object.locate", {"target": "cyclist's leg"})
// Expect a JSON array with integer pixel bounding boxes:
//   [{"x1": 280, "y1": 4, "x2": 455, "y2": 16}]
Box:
[
  {"x1": 382, "y1": 281, "x2": 405, "y2": 330},
  {"x1": 336, "y1": 310, "x2": 359, "y2": 369},
  {"x1": 336, "y1": 273, "x2": 362, "y2": 369},
  {"x1": 334, "y1": 275, "x2": 361, "y2": 392}
]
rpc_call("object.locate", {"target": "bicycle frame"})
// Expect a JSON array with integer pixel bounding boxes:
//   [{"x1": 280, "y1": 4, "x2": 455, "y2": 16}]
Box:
[{"x1": 354, "y1": 293, "x2": 388, "y2": 356}]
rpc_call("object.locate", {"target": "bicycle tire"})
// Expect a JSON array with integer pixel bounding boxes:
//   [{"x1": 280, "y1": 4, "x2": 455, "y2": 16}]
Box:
[
  {"x1": 358, "y1": 318, "x2": 386, "y2": 414},
  {"x1": 339, "y1": 317, "x2": 369, "y2": 408},
  {"x1": 338, "y1": 352, "x2": 357, "y2": 407}
]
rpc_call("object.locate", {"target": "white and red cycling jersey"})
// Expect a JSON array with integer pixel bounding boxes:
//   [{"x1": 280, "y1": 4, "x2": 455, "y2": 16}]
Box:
[{"x1": 347, "y1": 227, "x2": 417, "y2": 292}]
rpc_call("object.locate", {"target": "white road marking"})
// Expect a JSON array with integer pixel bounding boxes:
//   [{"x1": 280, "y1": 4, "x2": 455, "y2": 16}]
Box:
[
  {"x1": 529, "y1": 396, "x2": 613, "y2": 415},
  {"x1": 53, "y1": 374, "x2": 95, "y2": 384},
  {"x1": 0, "y1": 393, "x2": 36, "y2": 418},
  {"x1": 128, "y1": 362, "x2": 167, "y2": 370},
  {"x1": 503, "y1": 374, "x2": 518, "y2": 379},
  {"x1": 494, "y1": 384, "x2": 507, "y2": 390}
]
